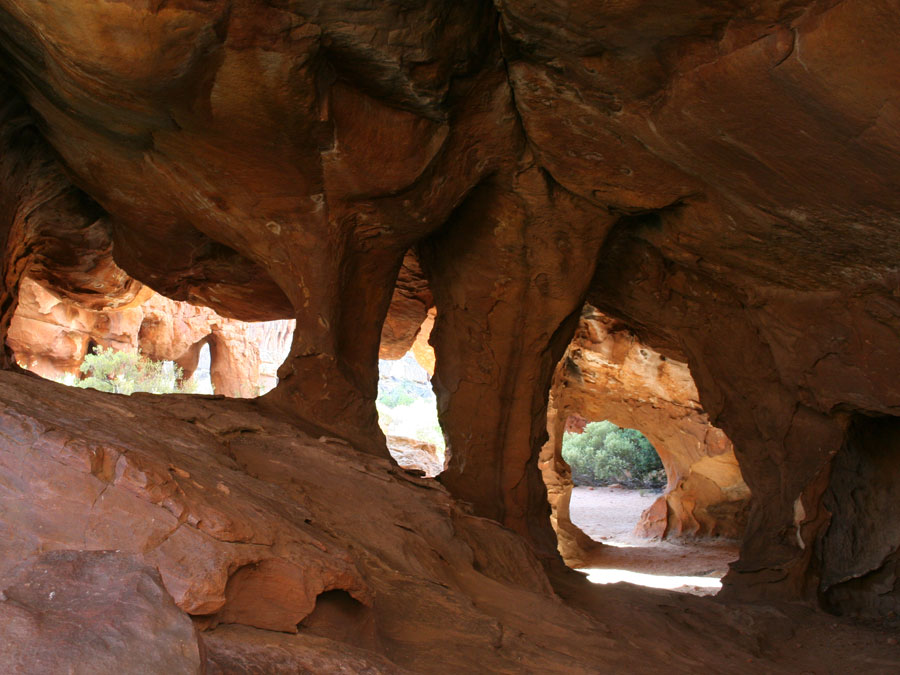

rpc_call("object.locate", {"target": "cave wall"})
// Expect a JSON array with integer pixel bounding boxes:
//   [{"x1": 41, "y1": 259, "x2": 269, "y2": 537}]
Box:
[
  {"x1": 542, "y1": 305, "x2": 749, "y2": 565},
  {"x1": 817, "y1": 415, "x2": 900, "y2": 618},
  {"x1": 0, "y1": 85, "x2": 144, "y2": 367},
  {"x1": 0, "y1": 0, "x2": 897, "y2": 614},
  {"x1": 590, "y1": 228, "x2": 900, "y2": 604}
]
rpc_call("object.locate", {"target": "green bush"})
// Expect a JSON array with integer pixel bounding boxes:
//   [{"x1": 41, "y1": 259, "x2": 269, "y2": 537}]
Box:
[
  {"x1": 377, "y1": 386, "x2": 417, "y2": 409},
  {"x1": 562, "y1": 420, "x2": 665, "y2": 489},
  {"x1": 67, "y1": 346, "x2": 197, "y2": 395}
]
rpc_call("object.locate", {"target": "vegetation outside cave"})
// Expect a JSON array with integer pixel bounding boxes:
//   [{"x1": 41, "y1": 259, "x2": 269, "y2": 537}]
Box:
[
  {"x1": 376, "y1": 352, "x2": 445, "y2": 477},
  {"x1": 562, "y1": 419, "x2": 666, "y2": 549},
  {"x1": 562, "y1": 420, "x2": 665, "y2": 490},
  {"x1": 561, "y1": 419, "x2": 739, "y2": 595},
  {"x1": 55, "y1": 346, "x2": 200, "y2": 396}
]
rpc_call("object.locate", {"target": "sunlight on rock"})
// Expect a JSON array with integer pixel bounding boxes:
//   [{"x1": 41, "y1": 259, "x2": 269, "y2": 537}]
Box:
[{"x1": 579, "y1": 568, "x2": 722, "y2": 592}]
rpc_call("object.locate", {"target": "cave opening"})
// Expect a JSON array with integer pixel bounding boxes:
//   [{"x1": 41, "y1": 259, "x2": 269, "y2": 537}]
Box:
[
  {"x1": 559, "y1": 415, "x2": 737, "y2": 594},
  {"x1": 563, "y1": 417, "x2": 666, "y2": 548},
  {"x1": 541, "y1": 304, "x2": 749, "y2": 595},
  {"x1": 7, "y1": 275, "x2": 295, "y2": 398},
  {"x1": 377, "y1": 346, "x2": 446, "y2": 477}
]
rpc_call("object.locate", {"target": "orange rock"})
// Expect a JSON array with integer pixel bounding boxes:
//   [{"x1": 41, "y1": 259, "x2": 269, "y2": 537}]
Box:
[{"x1": 542, "y1": 306, "x2": 751, "y2": 565}]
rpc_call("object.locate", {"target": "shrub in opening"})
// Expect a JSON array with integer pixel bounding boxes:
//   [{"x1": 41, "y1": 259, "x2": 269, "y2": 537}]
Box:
[
  {"x1": 376, "y1": 359, "x2": 444, "y2": 451},
  {"x1": 63, "y1": 346, "x2": 198, "y2": 395},
  {"x1": 562, "y1": 420, "x2": 665, "y2": 489}
]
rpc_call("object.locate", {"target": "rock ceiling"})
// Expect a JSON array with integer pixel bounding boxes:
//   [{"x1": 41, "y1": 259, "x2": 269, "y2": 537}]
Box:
[{"x1": 0, "y1": 0, "x2": 899, "y2": 668}]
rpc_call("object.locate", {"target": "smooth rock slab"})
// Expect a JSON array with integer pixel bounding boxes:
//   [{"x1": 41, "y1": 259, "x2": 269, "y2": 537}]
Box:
[
  {"x1": 204, "y1": 625, "x2": 409, "y2": 675},
  {"x1": 0, "y1": 550, "x2": 203, "y2": 674}
]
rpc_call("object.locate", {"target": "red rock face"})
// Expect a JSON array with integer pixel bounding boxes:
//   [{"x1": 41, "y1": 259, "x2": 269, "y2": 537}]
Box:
[
  {"x1": 0, "y1": 371, "x2": 609, "y2": 671},
  {"x1": 542, "y1": 306, "x2": 750, "y2": 564},
  {"x1": 1, "y1": 372, "x2": 897, "y2": 672},
  {"x1": 0, "y1": 0, "x2": 898, "y2": 626},
  {"x1": 0, "y1": 550, "x2": 204, "y2": 673}
]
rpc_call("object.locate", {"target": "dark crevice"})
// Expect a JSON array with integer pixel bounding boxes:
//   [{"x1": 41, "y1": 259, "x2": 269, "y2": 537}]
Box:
[{"x1": 817, "y1": 413, "x2": 900, "y2": 620}]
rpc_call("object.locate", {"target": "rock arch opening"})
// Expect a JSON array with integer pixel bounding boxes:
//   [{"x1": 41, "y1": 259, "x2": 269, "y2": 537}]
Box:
[
  {"x1": 541, "y1": 304, "x2": 751, "y2": 593},
  {"x1": 562, "y1": 418, "x2": 666, "y2": 544},
  {"x1": 377, "y1": 307, "x2": 446, "y2": 477},
  {"x1": 8, "y1": 275, "x2": 295, "y2": 398}
]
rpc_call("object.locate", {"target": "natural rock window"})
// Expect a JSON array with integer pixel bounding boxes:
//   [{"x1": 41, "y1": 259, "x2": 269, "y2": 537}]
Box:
[
  {"x1": 8, "y1": 276, "x2": 294, "y2": 398},
  {"x1": 541, "y1": 305, "x2": 750, "y2": 593},
  {"x1": 562, "y1": 418, "x2": 667, "y2": 548},
  {"x1": 377, "y1": 309, "x2": 446, "y2": 477}
]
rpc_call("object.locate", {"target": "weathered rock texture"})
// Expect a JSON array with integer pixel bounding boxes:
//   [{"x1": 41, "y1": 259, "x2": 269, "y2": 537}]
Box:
[
  {"x1": 379, "y1": 251, "x2": 433, "y2": 361},
  {"x1": 1, "y1": 372, "x2": 897, "y2": 673},
  {"x1": 385, "y1": 434, "x2": 443, "y2": 478},
  {"x1": 0, "y1": 550, "x2": 203, "y2": 674},
  {"x1": 8, "y1": 276, "x2": 294, "y2": 397},
  {"x1": 0, "y1": 0, "x2": 898, "y2": 628},
  {"x1": 0, "y1": 86, "x2": 144, "y2": 369},
  {"x1": 542, "y1": 306, "x2": 750, "y2": 564},
  {"x1": 817, "y1": 415, "x2": 900, "y2": 619}
]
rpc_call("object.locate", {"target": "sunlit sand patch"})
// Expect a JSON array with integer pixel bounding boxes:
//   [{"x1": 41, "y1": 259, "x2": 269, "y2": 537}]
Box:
[{"x1": 579, "y1": 568, "x2": 722, "y2": 591}]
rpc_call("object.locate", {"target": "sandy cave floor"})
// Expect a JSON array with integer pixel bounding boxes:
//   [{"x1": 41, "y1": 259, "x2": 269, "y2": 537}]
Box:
[{"x1": 569, "y1": 486, "x2": 740, "y2": 595}]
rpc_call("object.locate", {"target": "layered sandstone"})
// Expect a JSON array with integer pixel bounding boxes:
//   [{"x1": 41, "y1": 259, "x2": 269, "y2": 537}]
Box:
[
  {"x1": 543, "y1": 306, "x2": 750, "y2": 564},
  {"x1": 0, "y1": 0, "x2": 897, "y2": 635},
  {"x1": 1, "y1": 372, "x2": 896, "y2": 672}
]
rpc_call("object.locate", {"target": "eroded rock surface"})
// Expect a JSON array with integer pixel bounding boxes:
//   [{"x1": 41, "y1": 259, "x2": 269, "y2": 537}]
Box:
[
  {"x1": 379, "y1": 252, "x2": 434, "y2": 361},
  {"x1": 204, "y1": 625, "x2": 411, "y2": 675},
  {"x1": 0, "y1": 374, "x2": 897, "y2": 672},
  {"x1": 0, "y1": 550, "x2": 203, "y2": 674},
  {"x1": 0, "y1": 372, "x2": 649, "y2": 670},
  {"x1": 0, "y1": 372, "x2": 582, "y2": 672},
  {"x1": 542, "y1": 306, "x2": 750, "y2": 564},
  {"x1": 0, "y1": 0, "x2": 898, "y2": 625}
]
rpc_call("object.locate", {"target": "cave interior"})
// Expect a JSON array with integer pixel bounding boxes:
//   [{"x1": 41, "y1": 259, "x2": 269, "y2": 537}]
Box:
[{"x1": 0, "y1": 0, "x2": 899, "y2": 672}]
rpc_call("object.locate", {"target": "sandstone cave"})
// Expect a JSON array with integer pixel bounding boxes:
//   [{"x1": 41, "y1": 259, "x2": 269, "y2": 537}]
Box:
[
  {"x1": 542, "y1": 304, "x2": 748, "y2": 593},
  {"x1": 1, "y1": 1, "x2": 899, "y2": 672}
]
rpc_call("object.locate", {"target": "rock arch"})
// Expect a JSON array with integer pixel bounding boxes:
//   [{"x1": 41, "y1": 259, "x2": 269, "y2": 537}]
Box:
[{"x1": 542, "y1": 305, "x2": 750, "y2": 565}]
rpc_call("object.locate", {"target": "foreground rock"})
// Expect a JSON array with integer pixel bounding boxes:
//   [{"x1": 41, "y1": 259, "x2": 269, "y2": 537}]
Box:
[
  {"x1": 0, "y1": 371, "x2": 591, "y2": 671},
  {"x1": 204, "y1": 625, "x2": 411, "y2": 675},
  {"x1": 0, "y1": 550, "x2": 202, "y2": 674},
  {"x1": 0, "y1": 373, "x2": 897, "y2": 672}
]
